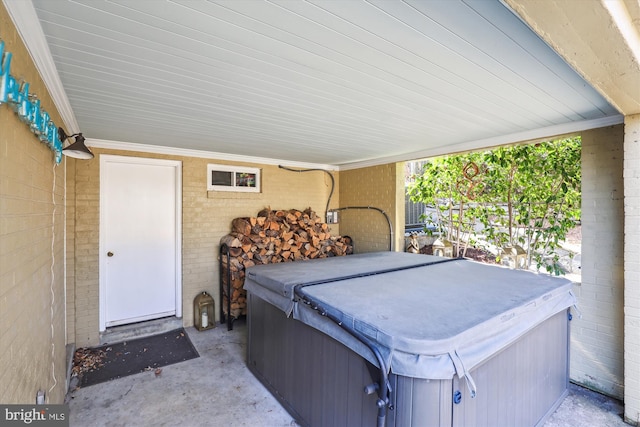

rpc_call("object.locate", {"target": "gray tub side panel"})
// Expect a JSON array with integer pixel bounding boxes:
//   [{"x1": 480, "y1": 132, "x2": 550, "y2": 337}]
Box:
[
  {"x1": 248, "y1": 293, "x2": 384, "y2": 427},
  {"x1": 248, "y1": 292, "x2": 569, "y2": 427},
  {"x1": 389, "y1": 376, "x2": 453, "y2": 427},
  {"x1": 452, "y1": 310, "x2": 569, "y2": 427}
]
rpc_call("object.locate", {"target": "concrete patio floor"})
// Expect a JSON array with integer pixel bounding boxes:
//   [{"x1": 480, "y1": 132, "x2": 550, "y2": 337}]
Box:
[{"x1": 66, "y1": 320, "x2": 628, "y2": 427}]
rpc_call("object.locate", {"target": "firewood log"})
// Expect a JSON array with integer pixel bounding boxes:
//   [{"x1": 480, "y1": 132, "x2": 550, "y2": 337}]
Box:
[
  {"x1": 232, "y1": 218, "x2": 251, "y2": 235},
  {"x1": 220, "y1": 234, "x2": 242, "y2": 248}
]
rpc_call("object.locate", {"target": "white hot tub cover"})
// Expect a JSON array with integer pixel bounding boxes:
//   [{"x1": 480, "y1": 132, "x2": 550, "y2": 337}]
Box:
[{"x1": 244, "y1": 252, "x2": 575, "y2": 389}]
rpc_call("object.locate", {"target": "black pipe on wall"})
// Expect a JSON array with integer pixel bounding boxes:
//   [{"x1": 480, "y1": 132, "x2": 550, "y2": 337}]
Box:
[
  {"x1": 277, "y1": 166, "x2": 393, "y2": 252},
  {"x1": 277, "y1": 165, "x2": 334, "y2": 221},
  {"x1": 332, "y1": 206, "x2": 394, "y2": 252}
]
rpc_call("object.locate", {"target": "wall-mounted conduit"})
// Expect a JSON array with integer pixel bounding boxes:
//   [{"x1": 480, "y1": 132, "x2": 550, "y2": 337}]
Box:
[
  {"x1": 278, "y1": 165, "x2": 334, "y2": 220},
  {"x1": 332, "y1": 206, "x2": 394, "y2": 252},
  {"x1": 277, "y1": 166, "x2": 394, "y2": 252}
]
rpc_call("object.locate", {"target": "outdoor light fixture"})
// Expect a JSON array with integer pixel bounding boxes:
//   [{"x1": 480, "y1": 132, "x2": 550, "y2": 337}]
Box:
[{"x1": 58, "y1": 127, "x2": 94, "y2": 159}]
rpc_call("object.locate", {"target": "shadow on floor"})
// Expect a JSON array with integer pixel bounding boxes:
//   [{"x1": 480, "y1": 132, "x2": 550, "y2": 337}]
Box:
[
  {"x1": 544, "y1": 382, "x2": 626, "y2": 427},
  {"x1": 66, "y1": 321, "x2": 627, "y2": 427}
]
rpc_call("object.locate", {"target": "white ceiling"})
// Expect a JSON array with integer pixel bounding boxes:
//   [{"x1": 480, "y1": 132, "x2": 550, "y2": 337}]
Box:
[{"x1": 10, "y1": 0, "x2": 624, "y2": 168}]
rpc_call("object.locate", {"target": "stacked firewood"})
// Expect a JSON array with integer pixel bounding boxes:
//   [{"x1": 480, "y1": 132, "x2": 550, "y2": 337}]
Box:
[{"x1": 220, "y1": 207, "x2": 353, "y2": 319}]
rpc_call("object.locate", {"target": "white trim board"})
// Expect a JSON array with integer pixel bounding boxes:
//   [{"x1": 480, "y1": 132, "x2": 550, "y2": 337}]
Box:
[
  {"x1": 339, "y1": 115, "x2": 624, "y2": 170},
  {"x1": 2, "y1": 0, "x2": 79, "y2": 133},
  {"x1": 88, "y1": 138, "x2": 340, "y2": 171}
]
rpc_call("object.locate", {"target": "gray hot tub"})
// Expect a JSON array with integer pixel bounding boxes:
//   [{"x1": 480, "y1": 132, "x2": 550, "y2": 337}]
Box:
[{"x1": 244, "y1": 252, "x2": 575, "y2": 427}]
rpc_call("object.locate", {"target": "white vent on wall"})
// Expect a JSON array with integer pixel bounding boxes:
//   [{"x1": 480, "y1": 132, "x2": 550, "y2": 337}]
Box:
[{"x1": 207, "y1": 164, "x2": 261, "y2": 193}]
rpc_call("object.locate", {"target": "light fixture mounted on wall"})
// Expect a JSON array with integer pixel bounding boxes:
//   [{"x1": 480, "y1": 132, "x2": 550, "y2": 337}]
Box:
[{"x1": 58, "y1": 127, "x2": 94, "y2": 159}]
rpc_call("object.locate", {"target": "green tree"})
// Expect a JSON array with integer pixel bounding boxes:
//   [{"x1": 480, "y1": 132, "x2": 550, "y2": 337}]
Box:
[
  {"x1": 407, "y1": 137, "x2": 581, "y2": 275},
  {"x1": 406, "y1": 151, "x2": 488, "y2": 257}
]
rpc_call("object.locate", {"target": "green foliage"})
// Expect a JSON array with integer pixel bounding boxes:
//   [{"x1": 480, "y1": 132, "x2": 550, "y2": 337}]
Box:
[{"x1": 407, "y1": 137, "x2": 581, "y2": 275}]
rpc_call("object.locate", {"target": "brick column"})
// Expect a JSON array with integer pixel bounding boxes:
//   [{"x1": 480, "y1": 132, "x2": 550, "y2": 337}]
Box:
[
  {"x1": 624, "y1": 113, "x2": 640, "y2": 425},
  {"x1": 574, "y1": 126, "x2": 625, "y2": 398}
]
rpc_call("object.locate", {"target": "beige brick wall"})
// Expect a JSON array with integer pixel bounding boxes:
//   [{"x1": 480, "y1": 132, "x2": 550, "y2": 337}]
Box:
[
  {"x1": 572, "y1": 126, "x2": 625, "y2": 398},
  {"x1": 624, "y1": 114, "x2": 640, "y2": 424},
  {"x1": 70, "y1": 150, "x2": 339, "y2": 345},
  {"x1": 70, "y1": 154, "x2": 100, "y2": 346},
  {"x1": 0, "y1": 4, "x2": 68, "y2": 404},
  {"x1": 339, "y1": 163, "x2": 404, "y2": 253}
]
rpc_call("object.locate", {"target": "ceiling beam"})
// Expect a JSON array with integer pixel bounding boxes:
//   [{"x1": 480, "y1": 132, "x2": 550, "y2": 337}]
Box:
[{"x1": 504, "y1": 0, "x2": 640, "y2": 116}]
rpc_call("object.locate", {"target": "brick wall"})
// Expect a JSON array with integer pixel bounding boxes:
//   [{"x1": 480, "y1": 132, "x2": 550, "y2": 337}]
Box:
[
  {"x1": 70, "y1": 151, "x2": 339, "y2": 345},
  {"x1": 624, "y1": 114, "x2": 640, "y2": 424},
  {"x1": 0, "y1": 4, "x2": 67, "y2": 404},
  {"x1": 572, "y1": 125, "x2": 625, "y2": 398},
  {"x1": 339, "y1": 163, "x2": 404, "y2": 253}
]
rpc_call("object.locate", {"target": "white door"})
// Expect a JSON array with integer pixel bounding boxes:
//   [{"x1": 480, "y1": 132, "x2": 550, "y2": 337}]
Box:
[{"x1": 100, "y1": 155, "x2": 182, "y2": 330}]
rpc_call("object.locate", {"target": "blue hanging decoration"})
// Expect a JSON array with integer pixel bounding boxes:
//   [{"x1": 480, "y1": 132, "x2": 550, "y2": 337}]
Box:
[{"x1": 1, "y1": 39, "x2": 65, "y2": 163}]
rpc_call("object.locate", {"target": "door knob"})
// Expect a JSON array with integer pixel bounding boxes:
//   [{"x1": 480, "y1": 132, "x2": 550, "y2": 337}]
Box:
[{"x1": 107, "y1": 251, "x2": 114, "y2": 257}]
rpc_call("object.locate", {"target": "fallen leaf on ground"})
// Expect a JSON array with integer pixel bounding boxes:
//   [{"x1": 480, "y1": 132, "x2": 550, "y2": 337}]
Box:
[{"x1": 72, "y1": 348, "x2": 106, "y2": 377}]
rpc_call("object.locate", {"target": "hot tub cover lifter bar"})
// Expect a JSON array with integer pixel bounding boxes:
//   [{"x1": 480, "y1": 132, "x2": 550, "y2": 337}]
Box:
[{"x1": 293, "y1": 256, "x2": 464, "y2": 427}]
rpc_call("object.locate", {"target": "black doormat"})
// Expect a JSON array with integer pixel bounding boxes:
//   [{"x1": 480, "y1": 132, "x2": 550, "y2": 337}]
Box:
[{"x1": 73, "y1": 328, "x2": 199, "y2": 388}]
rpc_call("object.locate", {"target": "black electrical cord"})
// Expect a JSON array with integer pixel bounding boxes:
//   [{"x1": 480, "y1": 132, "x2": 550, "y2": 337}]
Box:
[
  {"x1": 277, "y1": 167, "x2": 394, "y2": 252},
  {"x1": 278, "y1": 165, "x2": 334, "y2": 221},
  {"x1": 332, "y1": 206, "x2": 394, "y2": 251}
]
